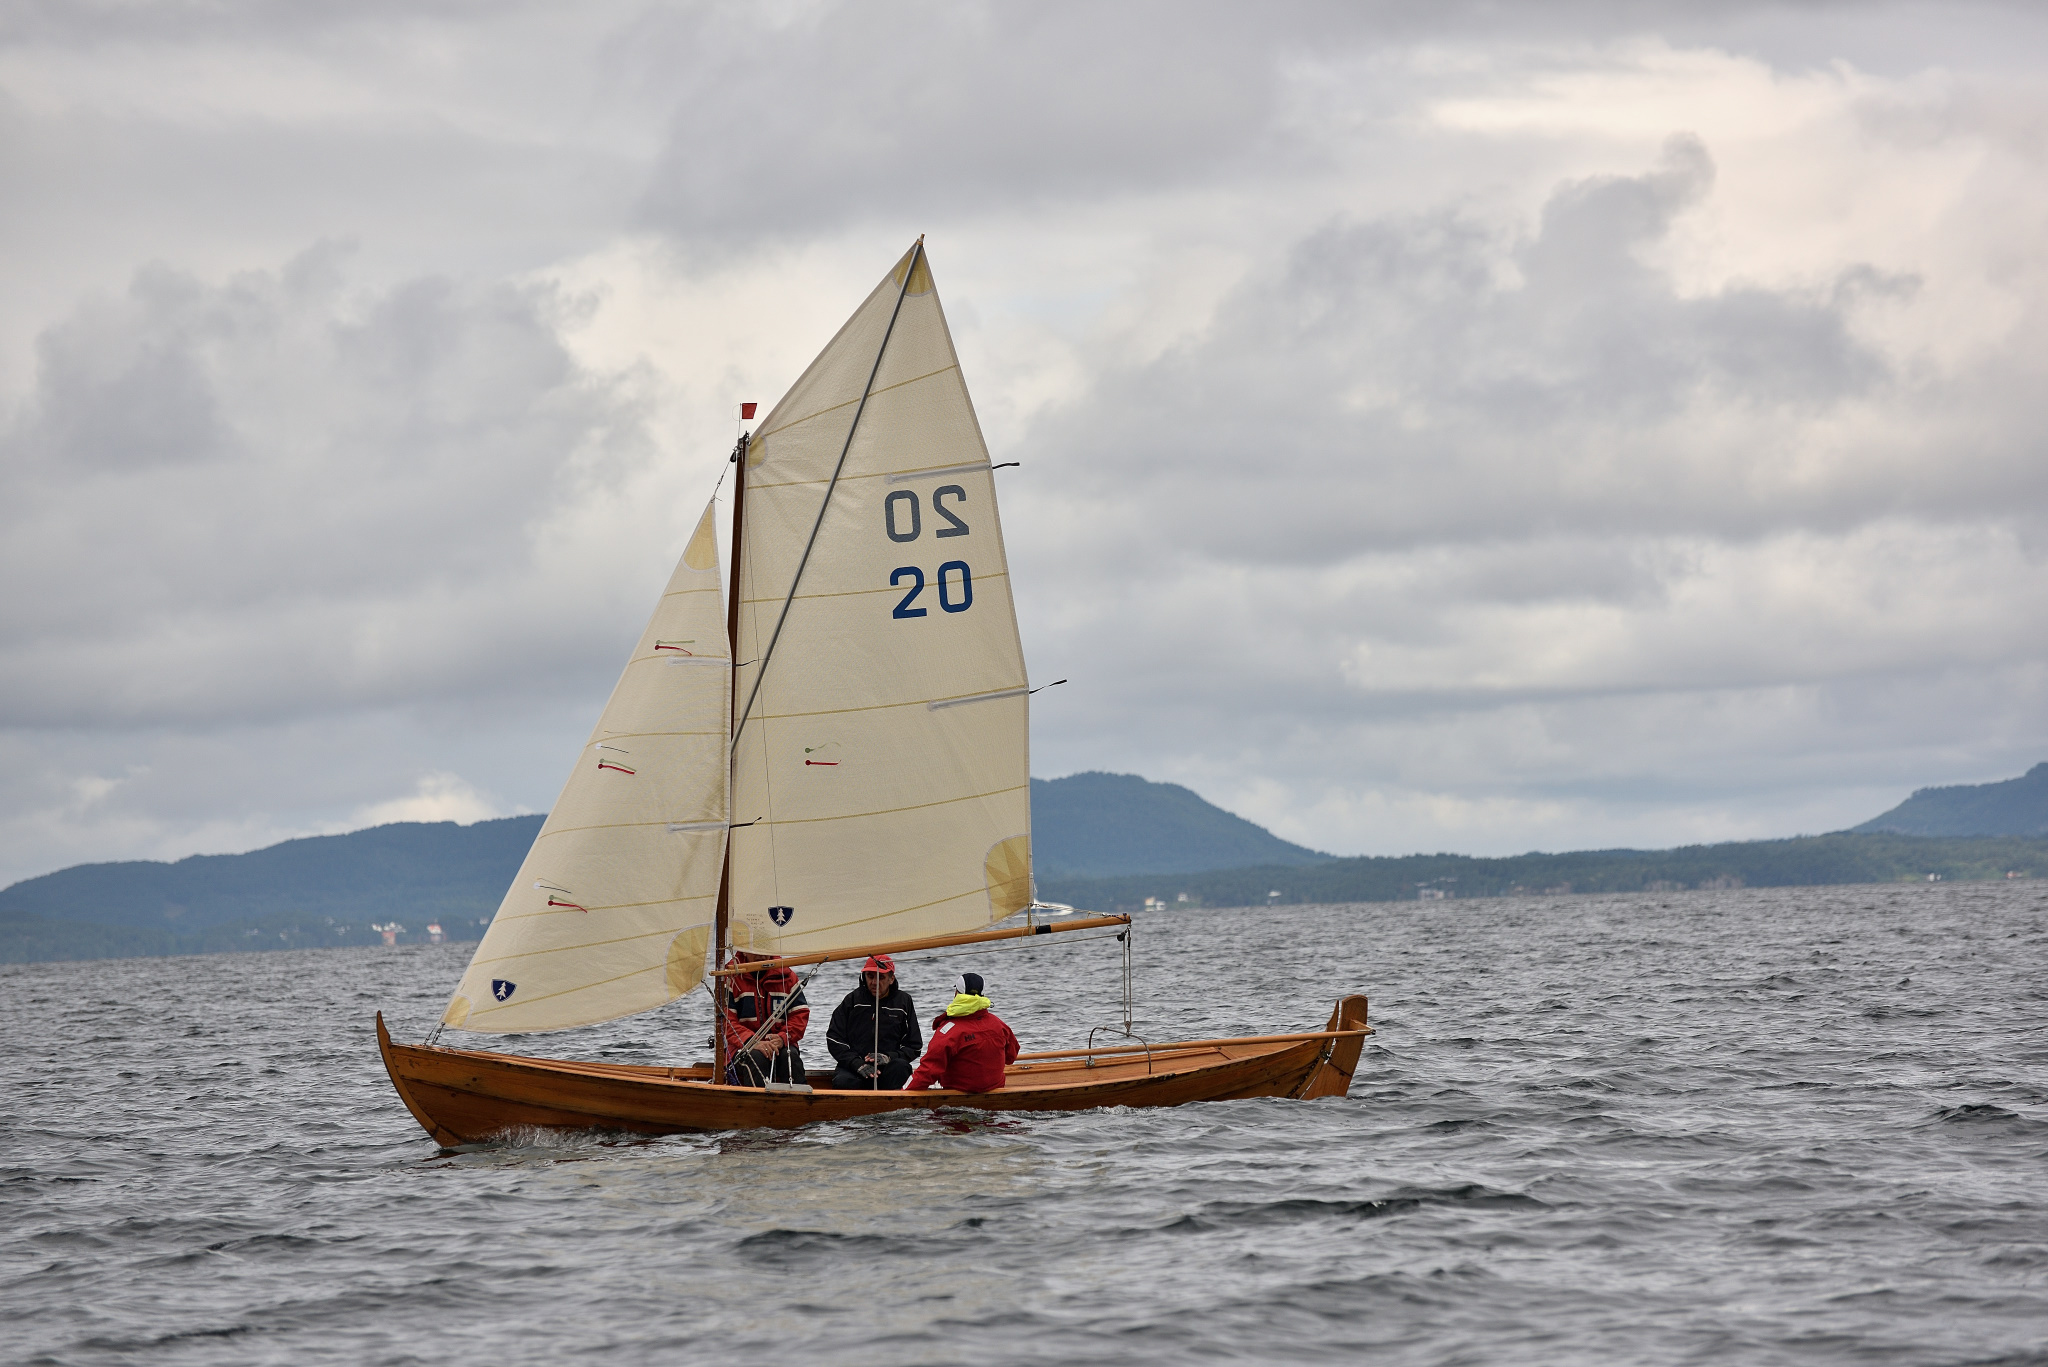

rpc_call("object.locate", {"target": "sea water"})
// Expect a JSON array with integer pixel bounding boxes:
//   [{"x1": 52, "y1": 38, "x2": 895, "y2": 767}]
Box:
[{"x1": 3, "y1": 882, "x2": 2045, "y2": 1366}]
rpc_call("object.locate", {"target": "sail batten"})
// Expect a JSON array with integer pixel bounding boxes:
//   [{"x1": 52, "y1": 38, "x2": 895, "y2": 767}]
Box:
[
  {"x1": 752, "y1": 366, "x2": 960, "y2": 447},
  {"x1": 747, "y1": 783, "x2": 1029, "y2": 828},
  {"x1": 463, "y1": 920, "x2": 709, "y2": 966},
  {"x1": 887, "y1": 462, "x2": 990, "y2": 484}
]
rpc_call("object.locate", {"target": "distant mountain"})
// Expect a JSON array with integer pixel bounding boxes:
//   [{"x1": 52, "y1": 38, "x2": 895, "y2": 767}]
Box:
[
  {"x1": 0, "y1": 772, "x2": 1326, "y2": 962},
  {"x1": 0, "y1": 817, "x2": 545, "y2": 962},
  {"x1": 1853, "y1": 763, "x2": 2048, "y2": 837},
  {"x1": 1029, "y1": 772, "x2": 1332, "y2": 880},
  {"x1": 1037, "y1": 832, "x2": 2048, "y2": 911},
  {"x1": 0, "y1": 816, "x2": 545, "y2": 934}
]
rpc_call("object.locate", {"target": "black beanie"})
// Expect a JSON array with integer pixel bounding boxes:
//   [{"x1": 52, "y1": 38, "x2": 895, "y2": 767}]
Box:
[{"x1": 956, "y1": 972, "x2": 985, "y2": 996}]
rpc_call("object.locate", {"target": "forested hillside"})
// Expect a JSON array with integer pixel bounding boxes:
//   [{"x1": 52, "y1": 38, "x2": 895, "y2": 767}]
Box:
[
  {"x1": 1854, "y1": 763, "x2": 2048, "y2": 837},
  {"x1": 1029, "y1": 772, "x2": 1330, "y2": 878},
  {"x1": 1037, "y1": 833, "x2": 2048, "y2": 911}
]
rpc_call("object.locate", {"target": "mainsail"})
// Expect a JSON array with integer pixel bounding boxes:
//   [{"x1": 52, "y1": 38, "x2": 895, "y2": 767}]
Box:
[
  {"x1": 726, "y1": 242, "x2": 1033, "y2": 956},
  {"x1": 442, "y1": 499, "x2": 731, "y2": 1032}
]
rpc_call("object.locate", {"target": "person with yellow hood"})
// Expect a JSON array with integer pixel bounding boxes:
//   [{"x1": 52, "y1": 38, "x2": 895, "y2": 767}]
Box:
[{"x1": 905, "y1": 972, "x2": 1018, "y2": 1094}]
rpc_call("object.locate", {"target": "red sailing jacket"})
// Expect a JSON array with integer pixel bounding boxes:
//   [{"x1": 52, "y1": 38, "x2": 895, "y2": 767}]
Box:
[
  {"x1": 721, "y1": 961, "x2": 810, "y2": 1056},
  {"x1": 906, "y1": 1007, "x2": 1019, "y2": 1093}
]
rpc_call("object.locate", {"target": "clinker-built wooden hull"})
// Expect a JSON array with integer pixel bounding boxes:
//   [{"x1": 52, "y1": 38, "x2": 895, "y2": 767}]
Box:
[{"x1": 377, "y1": 995, "x2": 1369, "y2": 1144}]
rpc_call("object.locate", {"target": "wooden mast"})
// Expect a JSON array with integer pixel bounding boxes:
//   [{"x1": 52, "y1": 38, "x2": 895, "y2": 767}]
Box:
[{"x1": 712, "y1": 427, "x2": 749, "y2": 1078}]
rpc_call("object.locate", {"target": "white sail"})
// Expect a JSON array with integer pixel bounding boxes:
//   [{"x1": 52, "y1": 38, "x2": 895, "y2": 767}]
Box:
[
  {"x1": 443, "y1": 499, "x2": 731, "y2": 1032},
  {"x1": 726, "y1": 243, "x2": 1033, "y2": 956}
]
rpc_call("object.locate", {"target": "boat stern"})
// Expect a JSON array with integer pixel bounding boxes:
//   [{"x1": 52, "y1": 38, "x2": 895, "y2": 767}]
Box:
[{"x1": 1297, "y1": 994, "x2": 1370, "y2": 1099}]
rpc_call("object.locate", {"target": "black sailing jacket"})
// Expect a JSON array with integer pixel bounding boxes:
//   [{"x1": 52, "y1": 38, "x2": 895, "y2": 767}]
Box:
[{"x1": 824, "y1": 984, "x2": 923, "y2": 1071}]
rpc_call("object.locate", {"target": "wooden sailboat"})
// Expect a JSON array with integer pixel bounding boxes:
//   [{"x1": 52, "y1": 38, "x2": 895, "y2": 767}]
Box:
[{"x1": 376, "y1": 240, "x2": 1370, "y2": 1143}]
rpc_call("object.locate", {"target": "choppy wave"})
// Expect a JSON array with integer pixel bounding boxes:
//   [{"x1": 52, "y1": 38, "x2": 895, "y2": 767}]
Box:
[{"x1": 4, "y1": 881, "x2": 2046, "y2": 1365}]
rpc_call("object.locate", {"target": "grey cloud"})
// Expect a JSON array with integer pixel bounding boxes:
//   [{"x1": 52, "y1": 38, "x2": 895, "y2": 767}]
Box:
[
  {"x1": 0, "y1": 0, "x2": 526, "y2": 45},
  {"x1": 635, "y1": 2, "x2": 1331, "y2": 241},
  {"x1": 0, "y1": 246, "x2": 664, "y2": 730},
  {"x1": 628, "y1": 0, "x2": 2048, "y2": 252},
  {"x1": 1023, "y1": 137, "x2": 1931, "y2": 573},
  {"x1": 30, "y1": 269, "x2": 235, "y2": 471}
]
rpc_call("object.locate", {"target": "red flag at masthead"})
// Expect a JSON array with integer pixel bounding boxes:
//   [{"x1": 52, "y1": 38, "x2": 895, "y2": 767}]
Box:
[{"x1": 739, "y1": 402, "x2": 758, "y2": 420}]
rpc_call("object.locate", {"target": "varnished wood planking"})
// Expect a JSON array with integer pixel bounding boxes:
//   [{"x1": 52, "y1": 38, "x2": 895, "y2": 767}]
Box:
[{"x1": 375, "y1": 1000, "x2": 1371, "y2": 1143}]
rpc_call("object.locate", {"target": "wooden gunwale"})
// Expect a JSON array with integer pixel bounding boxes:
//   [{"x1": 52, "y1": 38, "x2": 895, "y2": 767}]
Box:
[{"x1": 1014, "y1": 1028, "x2": 1369, "y2": 1060}]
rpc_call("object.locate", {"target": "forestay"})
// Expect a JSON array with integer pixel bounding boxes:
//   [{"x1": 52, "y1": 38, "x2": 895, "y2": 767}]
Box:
[
  {"x1": 442, "y1": 500, "x2": 731, "y2": 1033},
  {"x1": 727, "y1": 243, "x2": 1033, "y2": 956}
]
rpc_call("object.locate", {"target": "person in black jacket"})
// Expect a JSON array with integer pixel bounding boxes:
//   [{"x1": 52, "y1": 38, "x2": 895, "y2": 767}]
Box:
[{"x1": 825, "y1": 954, "x2": 922, "y2": 1089}]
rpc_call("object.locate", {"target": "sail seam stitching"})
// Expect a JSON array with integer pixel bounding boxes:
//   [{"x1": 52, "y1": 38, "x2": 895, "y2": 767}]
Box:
[
  {"x1": 585, "y1": 729, "x2": 725, "y2": 739},
  {"x1": 886, "y1": 461, "x2": 991, "y2": 485},
  {"x1": 535, "y1": 820, "x2": 728, "y2": 839},
  {"x1": 769, "y1": 883, "x2": 996, "y2": 939},
  {"x1": 464, "y1": 921, "x2": 711, "y2": 966},
  {"x1": 927, "y1": 686, "x2": 1028, "y2": 711},
  {"x1": 738, "y1": 570, "x2": 1008, "y2": 607},
  {"x1": 750, "y1": 690, "x2": 1028, "y2": 722},
  {"x1": 752, "y1": 464, "x2": 977, "y2": 492},
  {"x1": 491, "y1": 892, "x2": 719, "y2": 921},
  {"x1": 752, "y1": 362, "x2": 958, "y2": 445},
  {"x1": 746, "y1": 782, "x2": 1027, "y2": 827}
]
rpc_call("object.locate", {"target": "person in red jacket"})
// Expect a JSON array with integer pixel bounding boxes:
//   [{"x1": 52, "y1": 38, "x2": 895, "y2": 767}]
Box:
[
  {"x1": 906, "y1": 972, "x2": 1018, "y2": 1093},
  {"x1": 721, "y1": 949, "x2": 810, "y2": 1087}
]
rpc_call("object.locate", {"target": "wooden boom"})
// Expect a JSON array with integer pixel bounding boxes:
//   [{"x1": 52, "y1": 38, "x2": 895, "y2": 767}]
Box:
[{"x1": 709, "y1": 913, "x2": 1131, "y2": 977}]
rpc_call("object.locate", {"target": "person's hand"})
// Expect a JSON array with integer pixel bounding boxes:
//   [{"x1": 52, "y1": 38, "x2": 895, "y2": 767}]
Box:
[
  {"x1": 865, "y1": 1052, "x2": 884, "y2": 1064},
  {"x1": 857, "y1": 1061, "x2": 879, "y2": 1079}
]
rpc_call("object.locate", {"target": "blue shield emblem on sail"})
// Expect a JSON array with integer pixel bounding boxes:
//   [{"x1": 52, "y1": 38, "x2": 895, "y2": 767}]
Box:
[
  {"x1": 768, "y1": 906, "x2": 794, "y2": 927},
  {"x1": 492, "y1": 979, "x2": 517, "y2": 1002}
]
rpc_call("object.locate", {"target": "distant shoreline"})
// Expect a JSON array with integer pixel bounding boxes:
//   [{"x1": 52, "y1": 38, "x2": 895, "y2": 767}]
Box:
[
  {"x1": 1037, "y1": 831, "x2": 2047, "y2": 915},
  {"x1": 6, "y1": 838, "x2": 2041, "y2": 966}
]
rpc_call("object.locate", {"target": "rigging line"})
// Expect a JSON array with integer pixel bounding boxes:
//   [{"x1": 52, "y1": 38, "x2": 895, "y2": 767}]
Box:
[
  {"x1": 733, "y1": 239, "x2": 923, "y2": 747},
  {"x1": 1123, "y1": 921, "x2": 1135, "y2": 1034}
]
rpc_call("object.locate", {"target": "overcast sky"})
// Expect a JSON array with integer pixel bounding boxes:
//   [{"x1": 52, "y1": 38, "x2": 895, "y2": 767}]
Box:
[{"x1": 4, "y1": 0, "x2": 2046, "y2": 885}]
